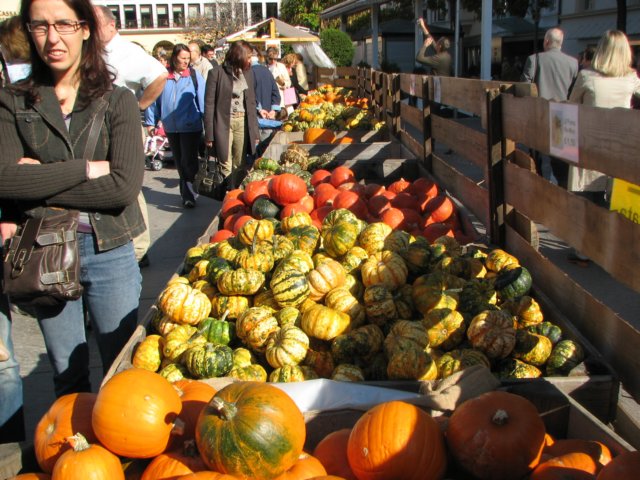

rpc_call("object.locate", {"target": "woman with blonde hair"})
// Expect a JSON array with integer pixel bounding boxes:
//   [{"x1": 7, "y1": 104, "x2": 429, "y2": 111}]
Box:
[{"x1": 567, "y1": 30, "x2": 640, "y2": 264}]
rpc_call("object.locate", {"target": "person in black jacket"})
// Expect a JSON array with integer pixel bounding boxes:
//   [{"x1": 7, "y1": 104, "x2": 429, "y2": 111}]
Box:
[{"x1": 250, "y1": 47, "x2": 281, "y2": 155}]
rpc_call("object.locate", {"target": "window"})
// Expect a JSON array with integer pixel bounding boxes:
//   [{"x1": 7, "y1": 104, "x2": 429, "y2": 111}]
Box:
[
  {"x1": 251, "y1": 3, "x2": 262, "y2": 23},
  {"x1": 140, "y1": 5, "x2": 152, "y2": 28},
  {"x1": 107, "y1": 5, "x2": 121, "y2": 28},
  {"x1": 266, "y1": 3, "x2": 278, "y2": 18},
  {"x1": 579, "y1": 0, "x2": 594, "y2": 10},
  {"x1": 157, "y1": 5, "x2": 169, "y2": 27},
  {"x1": 436, "y1": 9, "x2": 447, "y2": 22},
  {"x1": 123, "y1": 5, "x2": 136, "y2": 29},
  {"x1": 188, "y1": 4, "x2": 200, "y2": 18},
  {"x1": 235, "y1": 2, "x2": 246, "y2": 24},
  {"x1": 204, "y1": 4, "x2": 216, "y2": 20},
  {"x1": 173, "y1": 5, "x2": 184, "y2": 27}
]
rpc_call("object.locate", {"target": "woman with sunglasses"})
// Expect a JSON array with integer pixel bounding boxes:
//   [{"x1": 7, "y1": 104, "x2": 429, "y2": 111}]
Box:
[{"x1": 0, "y1": 0, "x2": 145, "y2": 397}]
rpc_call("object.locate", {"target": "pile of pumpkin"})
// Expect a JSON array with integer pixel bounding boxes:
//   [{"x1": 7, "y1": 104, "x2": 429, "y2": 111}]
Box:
[
  {"x1": 282, "y1": 84, "x2": 383, "y2": 132},
  {"x1": 14, "y1": 374, "x2": 639, "y2": 479},
  {"x1": 134, "y1": 160, "x2": 587, "y2": 386}
]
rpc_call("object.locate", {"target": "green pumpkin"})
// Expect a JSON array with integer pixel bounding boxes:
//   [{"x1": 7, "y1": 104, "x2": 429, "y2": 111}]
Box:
[
  {"x1": 276, "y1": 306, "x2": 302, "y2": 327},
  {"x1": 183, "y1": 244, "x2": 216, "y2": 273},
  {"x1": 275, "y1": 250, "x2": 315, "y2": 275},
  {"x1": 241, "y1": 168, "x2": 270, "y2": 186},
  {"x1": 436, "y1": 348, "x2": 490, "y2": 379},
  {"x1": 361, "y1": 352, "x2": 388, "y2": 381},
  {"x1": 399, "y1": 242, "x2": 432, "y2": 275},
  {"x1": 270, "y1": 267, "x2": 311, "y2": 308},
  {"x1": 163, "y1": 324, "x2": 204, "y2": 361},
  {"x1": 253, "y1": 156, "x2": 279, "y2": 172},
  {"x1": 495, "y1": 357, "x2": 542, "y2": 379},
  {"x1": 323, "y1": 208, "x2": 359, "y2": 228},
  {"x1": 513, "y1": 330, "x2": 553, "y2": 366},
  {"x1": 422, "y1": 308, "x2": 466, "y2": 351},
  {"x1": 357, "y1": 222, "x2": 393, "y2": 255},
  {"x1": 546, "y1": 339, "x2": 585, "y2": 376},
  {"x1": 205, "y1": 257, "x2": 234, "y2": 284},
  {"x1": 234, "y1": 248, "x2": 275, "y2": 273},
  {"x1": 197, "y1": 314, "x2": 236, "y2": 346},
  {"x1": 526, "y1": 321, "x2": 563, "y2": 345},
  {"x1": 383, "y1": 230, "x2": 414, "y2": 253},
  {"x1": 236, "y1": 306, "x2": 279, "y2": 353},
  {"x1": 264, "y1": 325, "x2": 310, "y2": 368},
  {"x1": 232, "y1": 347, "x2": 255, "y2": 368},
  {"x1": 331, "y1": 363, "x2": 365, "y2": 382},
  {"x1": 494, "y1": 265, "x2": 533, "y2": 300},
  {"x1": 270, "y1": 235, "x2": 295, "y2": 262},
  {"x1": 321, "y1": 220, "x2": 360, "y2": 258},
  {"x1": 363, "y1": 284, "x2": 397, "y2": 327},
  {"x1": 182, "y1": 342, "x2": 234, "y2": 379},
  {"x1": 252, "y1": 197, "x2": 281, "y2": 220}
]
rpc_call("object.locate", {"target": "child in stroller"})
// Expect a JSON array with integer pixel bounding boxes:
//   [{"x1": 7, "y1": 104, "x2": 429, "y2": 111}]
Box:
[{"x1": 144, "y1": 124, "x2": 173, "y2": 171}]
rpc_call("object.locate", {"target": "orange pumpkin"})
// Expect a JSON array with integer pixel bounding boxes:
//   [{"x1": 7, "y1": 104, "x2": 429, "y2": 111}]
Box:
[
  {"x1": 92, "y1": 368, "x2": 182, "y2": 458},
  {"x1": 367, "y1": 195, "x2": 392, "y2": 217},
  {"x1": 303, "y1": 128, "x2": 336, "y2": 144},
  {"x1": 330, "y1": 167, "x2": 355, "y2": 188},
  {"x1": 10, "y1": 474, "x2": 51, "y2": 480},
  {"x1": 446, "y1": 390, "x2": 546, "y2": 479},
  {"x1": 596, "y1": 451, "x2": 640, "y2": 480},
  {"x1": 333, "y1": 137, "x2": 353, "y2": 144},
  {"x1": 310, "y1": 206, "x2": 333, "y2": 229},
  {"x1": 530, "y1": 452, "x2": 598, "y2": 480},
  {"x1": 314, "y1": 184, "x2": 339, "y2": 209},
  {"x1": 178, "y1": 474, "x2": 240, "y2": 479},
  {"x1": 347, "y1": 401, "x2": 446, "y2": 480},
  {"x1": 34, "y1": 392, "x2": 98, "y2": 473},
  {"x1": 210, "y1": 229, "x2": 235, "y2": 243},
  {"x1": 380, "y1": 207, "x2": 405, "y2": 229},
  {"x1": 269, "y1": 174, "x2": 308, "y2": 206},
  {"x1": 232, "y1": 214, "x2": 254, "y2": 234},
  {"x1": 274, "y1": 453, "x2": 327, "y2": 480},
  {"x1": 173, "y1": 380, "x2": 217, "y2": 443},
  {"x1": 423, "y1": 222, "x2": 454, "y2": 243},
  {"x1": 390, "y1": 192, "x2": 419, "y2": 210},
  {"x1": 313, "y1": 429, "x2": 357, "y2": 479},
  {"x1": 424, "y1": 195, "x2": 454, "y2": 223},
  {"x1": 409, "y1": 177, "x2": 438, "y2": 198},
  {"x1": 363, "y1": 183, "x2": 386, "y2": 199},
  {"x1": 332, "y1": 191, "x2": 367, "y2": 219},
  {"x1": 51, "y1": 433, "x2": 124, "y2": 480},
  {"x1": 220, "y1": 198, "x2": 246, "y2": 220},
  {"x1": 310, "y1": 170, "x2": 332, "y2": 187},
  {"x1": 140, "y1": 441, "x2": 208, "y2": 479},
  {"x1": 243, "y1": 180, "x2": 270, "y2": 206},
  {"x1": 387, "y1": 178, "x2": 411, "y2": 194},
  {"x1": 544, "y1": 439, "x2": 611, "y2": 472}
]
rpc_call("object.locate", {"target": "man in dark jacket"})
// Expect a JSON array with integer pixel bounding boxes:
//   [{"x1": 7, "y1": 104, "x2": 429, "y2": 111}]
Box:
[
  {"x1": 250, "y1": 48, "x2": 282, "y2": 155},
  {"x1": 416, "y1": 18, "x2": 452, "y2": 76}
]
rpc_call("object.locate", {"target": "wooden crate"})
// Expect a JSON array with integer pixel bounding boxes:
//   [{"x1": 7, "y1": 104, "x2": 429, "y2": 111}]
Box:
[{"x1": 268, "y1": 129, "x2": 391, "y2": 145}]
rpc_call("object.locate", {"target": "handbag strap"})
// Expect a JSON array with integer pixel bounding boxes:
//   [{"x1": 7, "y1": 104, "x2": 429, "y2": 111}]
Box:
[
  {"x1": 83, "y1": 91, "x2": 112, "y2": 160},
  {"x1": 7, "y1": 217, "x2": 43, "y2": 277}
]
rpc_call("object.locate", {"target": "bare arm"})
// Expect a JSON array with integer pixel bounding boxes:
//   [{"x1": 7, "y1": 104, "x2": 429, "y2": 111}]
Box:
[{"x1": 138, "y1": 72, "x2": 168, "y2": 110}]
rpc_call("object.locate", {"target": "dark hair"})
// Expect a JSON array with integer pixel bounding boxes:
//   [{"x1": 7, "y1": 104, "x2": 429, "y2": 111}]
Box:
[
  {"x1": 170, "y1": 43, "x2": 190, "y2": 72},
  {"x1": 0, "y1": 16, "x2": 30, "y2": 62},
  {"x1": 582, "y1": 46, "x2": 595, "y2": 62},
  {"x1": 224, "y1": 41, "x2": 250, "y2": 76},
  {"x1": 202, "y1": 44, "x2": 213, "y2": 55},
  {"x1": 16, "y1": 0, "x2": 113, "y2": 104}
]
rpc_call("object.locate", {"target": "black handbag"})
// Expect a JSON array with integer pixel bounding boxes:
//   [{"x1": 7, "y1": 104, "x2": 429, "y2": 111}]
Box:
[
  {"x1": 193, "y1": 148, "x2": 228, "y2": 201},
  {"x1": 2, "y1": 92, "x2": 110, "y2": 307}
]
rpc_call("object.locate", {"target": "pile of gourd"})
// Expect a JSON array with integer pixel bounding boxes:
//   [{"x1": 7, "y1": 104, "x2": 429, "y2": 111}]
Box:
[
  {"x1": 134, "y1": 171, "x2": 585, "y2": 385},
  {"x1": 282, "y1": 84, "x2": 384, "y2": 132}
]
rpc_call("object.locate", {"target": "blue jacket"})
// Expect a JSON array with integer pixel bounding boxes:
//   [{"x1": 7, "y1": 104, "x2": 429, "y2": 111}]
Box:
[
  {"x1": 252, "y1": 62, "x2": 281, "y2": 113},
  {"x1": 145, "y1": 68, "x2": 205, "y2": 133}
]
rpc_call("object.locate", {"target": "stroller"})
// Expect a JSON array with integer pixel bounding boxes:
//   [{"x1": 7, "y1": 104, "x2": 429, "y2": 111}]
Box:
[{"x1": 144, "y1": 125, "x2": 173, "y2": 171}]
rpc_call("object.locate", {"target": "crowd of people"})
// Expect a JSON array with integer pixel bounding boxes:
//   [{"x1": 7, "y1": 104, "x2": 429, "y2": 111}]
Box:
[{"x1": 0, "y1": 2, "x2": 638, "y2": 444}]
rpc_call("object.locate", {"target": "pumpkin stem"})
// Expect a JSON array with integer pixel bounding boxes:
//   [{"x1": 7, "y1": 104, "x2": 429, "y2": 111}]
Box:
[
  {"x1": 492, "y1": 409, "x2": 510, "y2": 426},
  {"x1": 66, "y1": 432, "x2": 90, "y2": 452},
  {"x1": 183, "y1": 439, "x2": 199, "y2": 457},
  {"x1": 171, "y1": 418, "x2": 185, "y2": 437},
  {"x1": 221, "y1": 309, "x2": 230, "y2": 322},
  {"x1": 211, "y1": 396, "x2": 237, "y2": 421}
]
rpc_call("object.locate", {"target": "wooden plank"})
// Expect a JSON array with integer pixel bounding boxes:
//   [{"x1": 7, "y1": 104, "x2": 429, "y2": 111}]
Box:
[
  {"x1": 504, "y1": 161, "x2": 640, "y2": 291},
  {"x1": 432, "y1": 115, "x2": 488, "y2": 169},
  {"x1": 400, "y1": 102, "x2": 422, "y2": 131},
  {"x1": 505, "y1": 224, "x2": 640, "y2": 402},
  {"x1": 334, "y1": 78, "x2": 357, "y2": 88},
  {"x1": 398, "y1": 73, "x2": 425, "y2": 98},
  {"x1": 398, "y1": 130, "x2": 424, "y2": 160},
  {"x1": 502, "y1": 95, "x2": 640, "y2": 185},
  {"x1": 436, "y1": 77, "x2": 498, "y2": 116},
  {"x1": 432, "y1": 153, "x2": 490, "y2": 228}
]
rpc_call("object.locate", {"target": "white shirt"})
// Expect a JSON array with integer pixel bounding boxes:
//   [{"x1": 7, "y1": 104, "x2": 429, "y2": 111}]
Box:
[{"x1": 104, "y1": 33, "x2": 167, "y2": 95}]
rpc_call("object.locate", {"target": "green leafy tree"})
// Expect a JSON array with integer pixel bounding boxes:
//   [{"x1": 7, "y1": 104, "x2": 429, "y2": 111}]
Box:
[
  {"x1": 280, "y1": 0, "x2": 342, "y2": 31},
  {"x1": 320, "y1": 28, "x2": 355, "y2": 67},
  {"x1": 457, "y1": 0, "x2": 552, "y2": 17}
]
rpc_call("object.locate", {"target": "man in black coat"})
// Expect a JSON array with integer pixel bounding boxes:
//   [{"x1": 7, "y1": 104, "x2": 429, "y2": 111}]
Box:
[{"x1": 250, "y1": 48, "x2": 282, "y2": 155}]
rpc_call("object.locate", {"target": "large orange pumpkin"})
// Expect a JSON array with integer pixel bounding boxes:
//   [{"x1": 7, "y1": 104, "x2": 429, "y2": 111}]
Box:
[
  {"x1": 446, "y1": 390, "x2": 546, "y2": 479},
  {"x1": 530, "y1": 452, "x2": 598, "y2": 480},
  {"x1": 269, "y1": 174, "x2": 308, "y2": 206},
  {"x1": 347, "y1": 401, "x2": 446, "y2": 480},
  {"x1": 173, "y1": 380, "x2": 217, "y2": 443},
  {"x1": 243, "y1": 180, "x2": 270, "y2": 206},
  {"x1": 274, "y1": 453, "x2": 327, "y2": 480},
  {"x1": 140, "y1": 441, "x2": 208, "y2": 479},
  {"x1": 424, "y1": 195, "x2": 454, "y2": 223},
  {"x1": 596, "y1": 451, "x2": 640, "y2": 480},
  {"x1": 332, "y1": 191, "x2": 367, "y2": 219},
  {"x1": 313, "y1": 429, "x2": 357, "y2": 479},
  {"x1": 51, "y1": 433, "x2": 124, "y2": 480},
  {"x1": 544, "y1": 439, "x2": 611, "y2": 472},
  {"x1": 34, "y1": 392, "x2": 98, "y2": 473},
  {"x1": 330, "y1": 167, "x2": 355, "y2": 188},
  {"x1": 178, "y1": 473, "x2": 240, "y2": 479},
  {"x1": 303, "y1": 128, "x2": 336, "y2": 144},
  {"x1": 92, "y1": 368, "x2": 182, "y2": 458},
  {"x1": 314, "y1": 184, "x2": 339, "y2": 208},
  {"x1": 196, "y1": 382, "x2": 306, "y2": 480},
  {"x1": 10, "y1": 474, "x2": 51, "y2": 479},
  {"x1": 310, "y1": 170, "x2": 332, "y2": 187}
]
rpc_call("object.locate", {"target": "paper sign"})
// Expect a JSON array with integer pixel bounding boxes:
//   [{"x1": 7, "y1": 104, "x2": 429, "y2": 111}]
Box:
[
  {"x1": 610, "y1": 178, "x2": 640, "y2": 224},
  {"x1": 433, "y1": 76, "x2": 442, "y2": 104},
  {"x1": 549, "y1": 102, "x2": 579, "y2": 163}
]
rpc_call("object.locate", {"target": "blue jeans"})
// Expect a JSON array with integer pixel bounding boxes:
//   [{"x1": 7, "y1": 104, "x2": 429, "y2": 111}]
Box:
[
  {"x1": 0, "y1": 288, "x2": 24, "y2": 442},
  {"x1": 33, "y1": 233, "x2": 141, "y2": 397}
]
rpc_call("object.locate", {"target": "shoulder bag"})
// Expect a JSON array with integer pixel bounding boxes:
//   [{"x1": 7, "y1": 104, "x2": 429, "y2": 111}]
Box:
[
  {"x1": 2, "y1": 93, "x2": 110, "y2": 307},
  {"x1": 193, "y1": 146, "x2": 227, "y2": 201}
]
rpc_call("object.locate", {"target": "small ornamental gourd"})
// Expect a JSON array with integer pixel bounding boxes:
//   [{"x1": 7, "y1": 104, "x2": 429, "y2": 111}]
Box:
[
  {"x1": 340, "y1": 246, "x2": 369, "y2": 274},
  {"x1": 209, "y1": 294, "x2": 252, "y2": 320},
  {"x1": 502, "y1": 295, "x2": 544, "y2": 328},
  {"x1": 196, "y1": 312, "x2": 235, "y2": 346},
  {"x1": 265, "y1": 325, "x2": 310, "y2": 368},
  {"x1": 360, "y1": 250, "x2": 408, "y2": 291},
  {"x1": 399, "y1": 242, "x2": 432, "y2": 275},
  {"x1": 331, "y1": 363, "x2": 365, "y2": 382},
  {"x1": 132, "y1": 334, "x2": 164, "y2": 372},
  {"x1": 307, "y1": 259, "x2": 347, "y2": 302},
  {"x1": 233, "y1": 248, "x2": 275, "y2": 273},
  {"x1": 422, "y1": 308, "x2": 466, "y2": 350},
  {"x1": 276, "y1": 306, "x2": 302, "y2": 327},
  {"x1": 436, "y1": 348, "x2": 491, "y2": 379},
  {"x1": 347, "y1": 401, "x2": 447, "y2": 480},
  {"x1": 195, "y1": 382, "x2": 306, "y2": 479},
  {"x1": 287, "y1": 224, "x2": 320, "y2": 254},
  {"x1": 158, "y1": 283, "x2": 212, "y2": 326},
  {"x1": 321, "y1": 220, "x2": 360, "y2": 259},
  {"x1": 228, "y1": 363, "x2": 268, "y2": 382},
  {"x1": 270, "y1": 266, "x2": 311, "y2": 308},
  {"x1": 387, "y1": 346, "x2": 438, "y2": 381},
  {"x1": 485, "y1": 248, "x2": 519, "y2": 272},
  {"x1": 324, "y1": 287, "x2": 366, "y2": 329},
  {"x1": 358, "y1": 222, "x2": 393, "y2": 255},
  {"x1": 182, "y1": 343, "x2": 234, "y2": 379},
  {"x1": 383, "y1": 320, "x2": 429, "y2": 357},
  {"x1": 217, "y1": 268, "x2": 265, "y2": 296},
  {"x1": 513, "y1": 330, "x2": 553, "y2": 366},
  {"x1": 269, "y1": 364, "x2": 320, "y2": 382},
  {"x1": 301, "y1": 304, "x2": 351, "y2": 341},
  {"x1": 446, "y1": 391, "x2": 546, "y2": 480},
  {"x1": 495, "y1": 357, "x2": 542, "y2": 379},
  {"x1": 363, "y1": 284, "x2": 397, "y2": 326},
  {"x1": 467, "y1": 309, "x2": 517, "y2": 359},
  {"x1": 546, "y1": 339, "x2": 585, "y2": 376},
  {"x1": 237, "y1": 218, "x2": 274, "y2": 246},
  {"x1": 158, "y1": 363, "x2": 189, "y2": 383},
  {"x1": 527, "y1": 321, "x2": 563, "y2": 345},
  {"x1": 494, "y1": 265, "x2": 533, "y2": 300},
  {"x1": 236, "y1": 307, "x2": 279, "y2": 353},
  {"x1": 163, "y1": 325, "x2": 205, "y2": 362}
]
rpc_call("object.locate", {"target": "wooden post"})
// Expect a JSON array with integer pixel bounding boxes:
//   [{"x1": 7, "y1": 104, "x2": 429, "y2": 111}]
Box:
[
  {"x1": 422, "y1": 76, "x2": 432, "y2": 172},
  {"x1": 486, "y1": 88, "x2": 505, "y2": 245}
]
